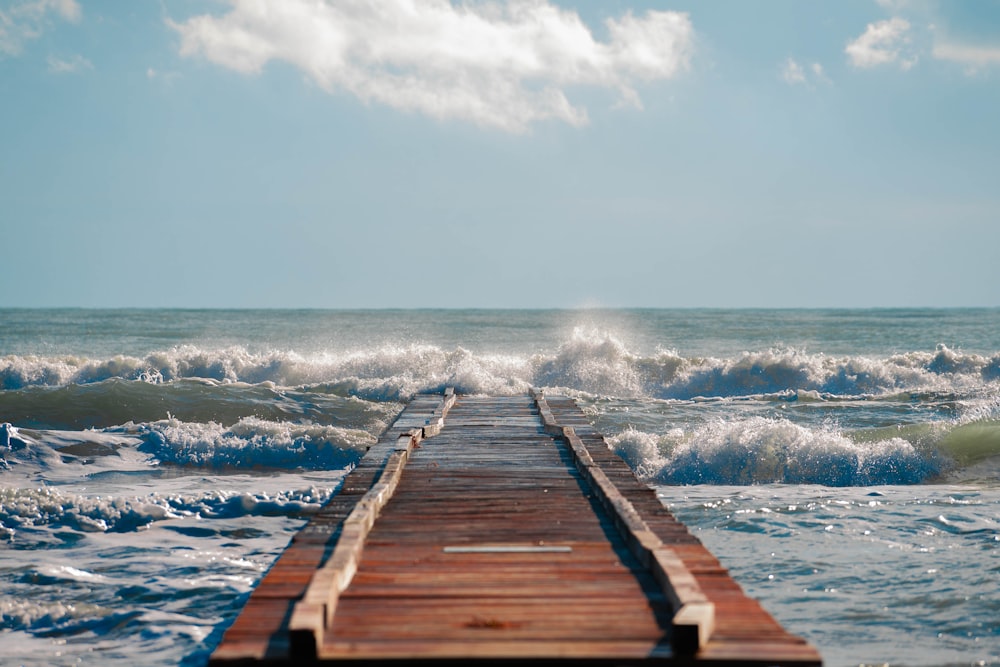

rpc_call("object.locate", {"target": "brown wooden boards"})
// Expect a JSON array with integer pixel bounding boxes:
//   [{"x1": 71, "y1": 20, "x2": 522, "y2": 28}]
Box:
[{"x1": 209, "y1": 389, "x2": 822, "y2": 666}]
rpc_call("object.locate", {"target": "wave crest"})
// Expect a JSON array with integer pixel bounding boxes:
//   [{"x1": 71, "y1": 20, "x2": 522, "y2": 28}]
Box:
[
  {"x1": 609, "y1": 418, "x2": 941, "y2": 486},
  {"x1": 3, "y1": 337, "x2": 998, "y2": 401}
]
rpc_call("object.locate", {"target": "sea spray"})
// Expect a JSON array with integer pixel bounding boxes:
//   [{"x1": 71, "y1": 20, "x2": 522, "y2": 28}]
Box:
[{"x1": 535, "y1": 328, "x2": 642, "y2": 396}]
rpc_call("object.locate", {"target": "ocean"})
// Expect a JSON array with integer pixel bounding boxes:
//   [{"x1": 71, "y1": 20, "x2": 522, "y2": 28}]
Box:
[{"x1": 1, "y1": 308, "x2": 998, "y2": 666}]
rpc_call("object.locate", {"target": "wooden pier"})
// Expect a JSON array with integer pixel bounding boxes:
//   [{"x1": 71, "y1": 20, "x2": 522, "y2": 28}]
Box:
[{"x1": 210, "y1": 390, "x2": 821, "y2": 665}]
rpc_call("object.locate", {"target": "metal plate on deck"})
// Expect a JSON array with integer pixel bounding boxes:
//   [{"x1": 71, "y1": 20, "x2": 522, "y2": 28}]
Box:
[{"x1": 442, "y1": 545, "x2": 574, "y2": 554}]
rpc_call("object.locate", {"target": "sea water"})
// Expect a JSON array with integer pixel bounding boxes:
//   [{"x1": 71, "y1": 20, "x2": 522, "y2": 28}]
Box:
[{"x1": 1, "y1": 308, "x2": 998, "y2": 666}]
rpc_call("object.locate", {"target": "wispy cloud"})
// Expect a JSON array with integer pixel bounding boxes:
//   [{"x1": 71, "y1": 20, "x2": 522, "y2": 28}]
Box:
[
  {"x1": 811, "y1": 62, "x2": 831, "y2": 83},
  {"x1": 47, "y1": 52, "x2": 91, "y2": 73},
  {"x1": 858, "y1": 2, "x2": 1000, "y2": 75},
  {"x1": 781, "y1": 57, "x2": 830, "y2": 86},
  {"x1": 0, "y1": 0, "x2": 81, "y2": 56},
  {"x1": 169, "y1": 0, "x2": 694, "y2": 133},
  {"x1": 845, "y1": 17, "x2": 918, "y2": 70},
  {"x1": 932, "y1": 41, "x2": 1000, "y2": 75},
  {"x1": 932, "y1": 41, "x2": 1000, "y2": 70},
  {"x1": 851, "y1": 0, "x2": 1000, "y2": 76},
  {"x1": 781, "y1": 57, "x2": 806, "y2": 85},
  {"x1": 147, "y1": 66, "x2": 181, "y2": 85}
]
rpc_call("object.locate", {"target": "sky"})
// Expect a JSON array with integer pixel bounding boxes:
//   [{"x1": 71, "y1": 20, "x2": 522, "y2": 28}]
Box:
[{"x1": 1, "y1": 0, "x2": 998, "y2": 309}]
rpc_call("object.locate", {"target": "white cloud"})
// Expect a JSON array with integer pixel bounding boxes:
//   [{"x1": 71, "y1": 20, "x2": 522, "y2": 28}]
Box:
[
  {"x1": 47, "y1": 52, "x2": 90, "y2": 73},
  {"x1": 781, "y1": 57, "x2": 806, "y2": 85},
  {"x1": 169, "y1": 0, "x2": 694, "y2": 133},
  {"x1": 781, "y1": 57, "x2": 829, "y2": 86},
  {"x1": 0, "y1": 0, "x2": 81, "y2": 55},
  {"x1": 845, "y1": 17, "x2": 918, "y2": 69}
]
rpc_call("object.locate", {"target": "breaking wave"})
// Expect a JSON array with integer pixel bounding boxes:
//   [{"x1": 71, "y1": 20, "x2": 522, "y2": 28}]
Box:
[
  {"x1": 608, "y1": 415, "x2": 1000, "y2": 486},
  {"x1": 1, "y1": 417, "x2": 373, "y2": 474},
  {"x1": 2, "y1": 333, "x2": 998, "y2": 401},
  {"x1": 133, "y1": 417, "x2": 373, "y2": 469}
]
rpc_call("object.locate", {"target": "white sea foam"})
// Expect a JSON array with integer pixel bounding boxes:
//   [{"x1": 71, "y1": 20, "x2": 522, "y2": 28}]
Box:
[
  {"x1": 0, "y1": 486, "x2": 333, "y2": 539},
  {"x1": 0, "y1": 599, "x2": 111, "y2": 632},
  {"x1": 1, "y1": 425, "x2": 145, "y2": 479},
  {"x1": 1, "y1": 418, "x2": 374, "y2": 476},
  {"x1": 133, "y1": 416, "x2": 374, "y2": 469}
]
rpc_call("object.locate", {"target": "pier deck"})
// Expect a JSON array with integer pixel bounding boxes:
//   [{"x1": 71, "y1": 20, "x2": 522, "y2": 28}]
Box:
[{"x1": 210, "y1": 390, "x2": 821, "y2": 665}]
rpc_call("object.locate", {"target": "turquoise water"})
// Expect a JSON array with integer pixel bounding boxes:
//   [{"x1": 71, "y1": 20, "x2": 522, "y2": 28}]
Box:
[{"x1": 1, "y1": 309, "x2": 999, "y2": 665}]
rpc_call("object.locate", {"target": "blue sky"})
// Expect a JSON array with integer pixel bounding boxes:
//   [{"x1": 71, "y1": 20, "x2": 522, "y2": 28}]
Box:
[{"x1": 2, "y1": 0, "x2": 998, "y2": 308}]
